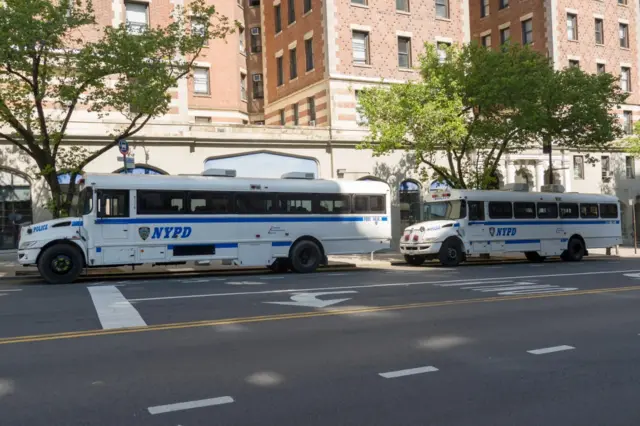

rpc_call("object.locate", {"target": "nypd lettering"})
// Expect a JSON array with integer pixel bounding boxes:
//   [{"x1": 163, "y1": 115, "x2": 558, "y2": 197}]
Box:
[
  {"x1": 489, "y1": 227, "x2": 517, "y2": 237},
  {"x1": 138, "y1": 226, "x2": 192, "y2": 241}
]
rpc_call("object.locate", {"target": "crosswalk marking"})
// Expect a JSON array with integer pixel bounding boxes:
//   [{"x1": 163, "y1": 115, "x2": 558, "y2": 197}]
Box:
[{"x1": 88, "y1": 285, "x2": 147, "y2": 329}]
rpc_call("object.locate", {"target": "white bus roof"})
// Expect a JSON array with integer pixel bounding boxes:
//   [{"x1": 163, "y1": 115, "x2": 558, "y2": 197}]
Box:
[
  {"x1": 82, "y1": 173, "x2": 390, "y2": 194},
  {"x1": 429, "y1": 189, "x2": 619, "y2": 203}
]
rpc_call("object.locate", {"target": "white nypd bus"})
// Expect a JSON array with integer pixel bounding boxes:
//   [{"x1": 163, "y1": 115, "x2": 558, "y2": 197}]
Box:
[
  {"x1": 400, "y1": 187, "x2": 621, "y2": 266},
  {"x1": 18, "y1": 171, "x2": 391, "y2": 284}
]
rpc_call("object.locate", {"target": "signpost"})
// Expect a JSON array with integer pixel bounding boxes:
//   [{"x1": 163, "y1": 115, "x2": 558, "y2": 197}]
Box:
[{"x1": 118, "y1": 139, "x2": 129, "y2": 174}]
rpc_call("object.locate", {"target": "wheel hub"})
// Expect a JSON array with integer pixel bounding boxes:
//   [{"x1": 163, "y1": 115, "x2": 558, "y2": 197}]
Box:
[{"x1": 51, "y1": 254, "x2": 72, "y2": 274}]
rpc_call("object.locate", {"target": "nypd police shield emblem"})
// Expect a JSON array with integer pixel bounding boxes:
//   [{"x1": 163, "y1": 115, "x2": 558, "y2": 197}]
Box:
[
  {"x1": 489, "y1": 227, "x2": 495, "y2": 237},
  {"x1": 138, "y1": 226, "x2": 150, "y2": 241}
]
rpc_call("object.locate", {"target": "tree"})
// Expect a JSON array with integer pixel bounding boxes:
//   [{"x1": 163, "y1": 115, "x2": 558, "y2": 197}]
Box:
[
  {"x1": 532, "y1": 66, "x2": 627, "y2": 184},
  {"x1": 0, "y1": 0, "x2": 233, "y2": 216},
  {"x1": 358, "y1": 42, "x2": 626, "y2": 189}
]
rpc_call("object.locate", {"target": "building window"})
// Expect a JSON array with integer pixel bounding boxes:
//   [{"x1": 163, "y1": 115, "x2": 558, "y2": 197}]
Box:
[
  {"x1": 595, "y1": 19, "x2": 604, "y2": 44},
  {"x1": 620, "y1": 23, "x2": 629, "y2": 48},
  {"x1": 597, "y1": 63, "x2": 606, "y2": 74},
  {"x1": 293, "y1": 103, "x2": 299, "y2": 125},
  {"x1": 195, "y1": 116, "x2": 211, "y2": 124},
  {"x1": 567, "y1": 13, "x2": 577, "y2": 41},
  {"x1": 287, "y1": 0, "x2": 295, "y2": 24},
  {"x1": 252, "y1": 74, "x2": 264, "y2": 99},
  {"x1": 274, "y1": 4, "x2": 282, "y2": 33},
  {"x1": 499, "y1": 0, "x2": 508, "y2": 9},
  {"x1": 239, "y1": 27, "x2": 245, "y2": 52},
  {"x1": 621, "y1": 67, "x2": 631, "y2": 92},
  {"x1": 624, "y1": 110, "x2": 633, "y2": 134},
  {"x1": 193, "y1": 67, "x2": 210, "y2": 94},
  {"x1": 398, "y1": 37, "x2": 411, "y2": 68},
  {"x1": 601, "y1": 156, "x2": 610, "y2": 180},
  {"x1": 304, "y1": 0, "x2": 312, "y2": 13},
  {"x1": 276, "y1": 56, "x2": 284, "y2": 86},
  {"x1": 289, "y1": 47, "x2": 297, "y2": 79},
  {"x1": 619, "y1": 0, "x2": 628, "y2": 5},
  {"x1": 500, "y1": 27, "x2": 510, "y2": 45},
  {"x1": 250, "y1": 27, "x2": 262, "y2": 53},
  {"x1": 627, "y1": 156, "x2": 636, "y2": 178},
  {"x1": 480, "y1": 0, "x2": 489, "y2": 17},
  {"x1": 352, "y1": 0, "x2": 367, "y2": 5},
  {"x1": 573, "y1": 156, "x2": 584, "y2": 180},
  {"x1": 279, "y1": 109, "x2": 286, "y2": 125},
  {"x1": 569, "y1": 59, "x2": 580, "y2": 68},
  {"x1": 305, "y1": 38, "x2": 314, "y2": 71},
  {"x1": 397, "y1": 0, "x2": 409, "y2": 12},
  {"x1": 125, "y1": 2, "x2": 148, "y2": 34},
  {"x1": 191, "y1": 19, "x2": 206, "y2": 41},
  {"x1": 240, "y1": 73, "x2": 247, "y2": 101},
  {"x1": 436, "y1": 41, "x2": 450, "y2": 63},
  {"x1": 521, "y1": 19, "x2": 533, "y2": 45},
  {"x1": 435, "y1": 0, "x2": 448, "y2": 18},
  {"x1": 249, "y1": 0, "x2": 260, "y2": 6},
  {"x1": 481, "y1": 34, "x2": 491, "y2": 48},
  {"x1": 308, "y1": 97, "x2": 316, "y2": 123},
  {"x1": 352, "y1": 31, "x2": 370, "y2": 65}
]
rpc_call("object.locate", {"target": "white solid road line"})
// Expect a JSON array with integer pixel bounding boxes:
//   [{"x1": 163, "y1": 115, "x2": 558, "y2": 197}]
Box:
[
  {"x1": 379, "y1": 366, "x2": 439, "y2": 379},
  {"x1": 0, "y1": 289, "x2": 22, "y2": 292},
  {"x1": 148, "y1": 396, "x2": 234, "y2": 415},
  {"x1": 128, "y1": 268, "x2": 640, "y2": 302},
  {"x1": 87, "y1": 285, "x2": 147, "y2": 329},
  {"x1": 527, "y1": 345, "x2": 575, "y2": 355}
]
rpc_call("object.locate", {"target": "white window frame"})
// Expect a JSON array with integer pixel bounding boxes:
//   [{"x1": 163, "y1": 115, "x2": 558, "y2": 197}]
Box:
[
  {"x1": 193, "y1": 67, "x2": 210, "y2": 95},
  {"x1": 352, "y1": 31, "x2": 370, "y2": 65},
  {"x1": 125, "y1": 2, "x2": 148, "y2": 34}
]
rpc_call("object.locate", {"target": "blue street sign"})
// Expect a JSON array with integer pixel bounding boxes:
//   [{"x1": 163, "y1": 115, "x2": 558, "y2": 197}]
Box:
[{"x1": 118, "y1": 139, "x2": 129, "y2": 154}]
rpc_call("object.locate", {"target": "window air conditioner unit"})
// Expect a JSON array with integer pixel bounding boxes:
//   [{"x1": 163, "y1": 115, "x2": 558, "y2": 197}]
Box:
[
  {"x1": 201, "y1": 168, "x2": 237, "y2": 177},
  {"x1": 251, "y1": 27, "x2": 261, "y2": 35},
  {"x1": 253, "y1": 74, "x2": 262, "y2": 82},
  {"x1": 541, "y1": 184, "x2": 565, "y2": 193},
  {"x1": 308, "y1": 120, "x2": 316, "y2": 126}
]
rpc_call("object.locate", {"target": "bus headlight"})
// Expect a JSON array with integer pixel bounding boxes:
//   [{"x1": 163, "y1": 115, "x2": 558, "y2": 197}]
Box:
[{"x1": 19, "y1": 241, "x2": 38, "y2": 250}]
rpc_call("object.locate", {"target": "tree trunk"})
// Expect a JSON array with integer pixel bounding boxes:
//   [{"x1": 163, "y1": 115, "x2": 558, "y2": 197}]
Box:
[{"x1": 45, "y1": 172, "x2": 63, "y2": 219}]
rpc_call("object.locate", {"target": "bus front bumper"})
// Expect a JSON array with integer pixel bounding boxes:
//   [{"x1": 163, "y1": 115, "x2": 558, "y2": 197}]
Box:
[
  {"x1": 399, "y1": 242, "x2": 442, "y2": 256},
  {"x1": 17, "y1": 248, "x2": 40, "y2": 266}
]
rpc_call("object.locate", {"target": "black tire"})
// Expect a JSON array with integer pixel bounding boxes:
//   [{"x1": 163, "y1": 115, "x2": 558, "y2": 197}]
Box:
[
  {"x1": 268, "y1": 258, "x2": 290, "y2": 273},
  {"x1": 525, "y1": 251, "x2": 546, "y2": 263},
  {"x1": 404, "y1": 255, "x2": 426, "y2": 266},
  {"x1": 289, "y1": 240, "x2": 322, "y2": 273},
  {"x1": 37, "y1": 244, "x2": 84, "y2": 284},
  {"x1": 564, "y1": 237, "x2": 585, "y2": 262},
  {"x1": 438, "y1": 238, "x2": 464, "y2": 267}
]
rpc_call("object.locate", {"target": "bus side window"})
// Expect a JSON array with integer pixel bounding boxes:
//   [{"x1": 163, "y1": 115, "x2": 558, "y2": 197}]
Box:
[
  {"x1": 600, "y1": 203, "x2": 618, "y2": 219},
  {"x1": 559, "y1": 203, "x2": 578, "y2": 219},
  {"x1": 488, "y1": 202, "x2": 512, "y2": 219},
  {"x1": 537, "y1": 202, "x2": 558, "y2": 219},
  {"x1": 98, "y1": 190, "x2": 130, "y2": 218},
  {"x1": 468, "y1": 201, "x2": 484, "y2": 221}
]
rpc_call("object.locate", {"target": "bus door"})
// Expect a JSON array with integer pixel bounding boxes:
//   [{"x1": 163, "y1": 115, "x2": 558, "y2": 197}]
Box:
[
  {"x1": 96, "y1": 189, "x2": 135, "y2": 264},
  {"x1": 466, "y1": 201, "x2": 489, "y2": 253}
]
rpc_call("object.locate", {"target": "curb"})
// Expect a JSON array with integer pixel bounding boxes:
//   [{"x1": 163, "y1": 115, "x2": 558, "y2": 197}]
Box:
[{"x1": 7, "y1": 263, "x2": 357, "y2": 282}]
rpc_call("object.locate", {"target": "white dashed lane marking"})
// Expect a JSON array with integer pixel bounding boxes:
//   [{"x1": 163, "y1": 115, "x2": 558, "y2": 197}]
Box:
[
  {"x1": 527, "y1": 345, "x2": 575, "y2": 355},
  {"x1": 148, "y1": 396, "x2": 234, "y2": 415},
  {"x1": 379, "y1": 366, "x2": 439, "y2": 379}
]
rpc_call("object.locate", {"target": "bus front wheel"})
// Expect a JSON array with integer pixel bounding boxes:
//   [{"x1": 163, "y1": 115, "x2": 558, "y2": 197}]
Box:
[
  {"x1": 289, "y1": 240, "x2": 322, "y2": 273},
  {"x1": 37, "y1": 244, "x2": 84, "y2": 285},
  {"x1": 404, "y1": 255, "x2": 426, "y2": 266},
  {"x1": 438, "y1": 238, "x2": 464, "y2": 267}
]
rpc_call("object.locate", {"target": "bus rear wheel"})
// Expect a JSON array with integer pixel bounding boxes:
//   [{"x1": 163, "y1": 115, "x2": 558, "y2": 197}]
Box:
[
  {"x1": 37, "y1": 244, "x2": 83, "y2": 285},
  {"x1": 525, "y1": 252, "x2": 546, "y2": 263},
  {"x1": 563, "y1": 237, "x2": 585, "y2": 262},
  {"x1": 404, "y1": 255, "x2": 426, "y2": 266},
  {"x1": 289, "y1": 240, "x2": 322, "y2": 273}
]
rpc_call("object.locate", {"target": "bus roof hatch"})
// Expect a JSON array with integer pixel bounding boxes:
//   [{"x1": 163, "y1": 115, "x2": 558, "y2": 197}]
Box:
[
  {"x1": 202, "y1": 169, "x2": 237, "y2": 177},
  {"x1": 281, "y1": 172, "x2": 315, "y2": 179}
]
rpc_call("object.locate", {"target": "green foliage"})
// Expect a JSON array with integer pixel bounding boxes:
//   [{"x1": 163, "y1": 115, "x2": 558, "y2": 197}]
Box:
[
  {"x1": 0, "y1": 0, "x2": 233, "y2": 216},
  {"x1": 358, "y1": 42, "x2": 627, "y2": 189}
]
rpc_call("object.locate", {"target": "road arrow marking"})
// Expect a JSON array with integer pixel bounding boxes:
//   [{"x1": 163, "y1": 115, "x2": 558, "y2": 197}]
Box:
[{"x1": 264, "y1": 291, "x2": 357, "y2": 308}]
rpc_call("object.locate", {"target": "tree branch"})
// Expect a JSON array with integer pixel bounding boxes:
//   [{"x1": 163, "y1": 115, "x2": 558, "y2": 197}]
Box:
[
  {"x1": 0, "y1": 132, "x2": 34, "y2": 157},
  {"x1": 5, "y1": 63, "x2": 35, "y2": 88}
]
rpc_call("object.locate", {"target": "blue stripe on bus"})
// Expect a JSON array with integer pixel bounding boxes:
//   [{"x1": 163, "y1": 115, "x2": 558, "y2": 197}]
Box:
[
  {"x1": 71, "y1": 221, "x2": 83, "y2": 226},
  {"x1": 504, "y1": 239, "x2": 541, "y2": 245},
  {"x1": 94, "y1": 216, "x2": 388, "y2": 225},
  {"x1": 469, "y1": 220, "x2": 619, "y2": 226},
  {"x1": 166, "y1": 241, "x2": 291, "y2": 250}
]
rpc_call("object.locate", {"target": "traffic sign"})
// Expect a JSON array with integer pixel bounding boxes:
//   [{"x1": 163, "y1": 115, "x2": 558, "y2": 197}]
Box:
[{"x1": 118, "y1": 139, "x2": 129, "y2": 154}]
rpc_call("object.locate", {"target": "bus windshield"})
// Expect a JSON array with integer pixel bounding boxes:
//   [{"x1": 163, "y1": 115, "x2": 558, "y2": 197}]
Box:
[
  {"x1": 71, "y1": 187, "x2": 93, "y2": 216},
  {"x1": 423, "y1": 200, "x2": 466, "y2": 221}
]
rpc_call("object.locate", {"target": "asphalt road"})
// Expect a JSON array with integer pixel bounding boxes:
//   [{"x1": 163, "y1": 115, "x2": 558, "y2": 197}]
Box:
[{"x1": 1, "y1": 257, "x2": 640, "y2": 425}]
